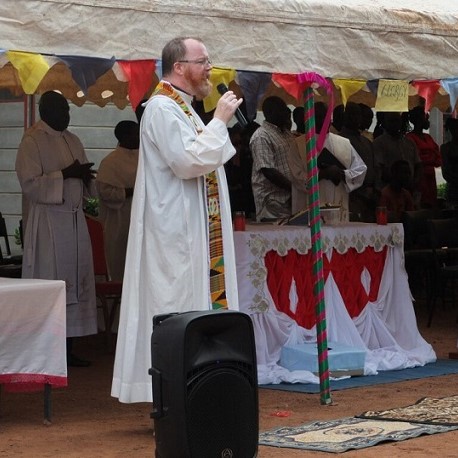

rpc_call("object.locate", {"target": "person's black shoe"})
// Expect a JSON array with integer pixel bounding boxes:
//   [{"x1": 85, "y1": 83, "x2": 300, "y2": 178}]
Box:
[{"x1": 67, "y1": 354, "x2": 91, "y2": 367}]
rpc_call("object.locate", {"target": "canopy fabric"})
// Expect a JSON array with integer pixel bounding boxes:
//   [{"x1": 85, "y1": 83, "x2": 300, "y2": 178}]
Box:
[
  {"x1": 1, "y1": 1, "x2": 458, "y2": 109},
  {"x1": 1, "y1": 0, "x2": 458, "y2": 80}
]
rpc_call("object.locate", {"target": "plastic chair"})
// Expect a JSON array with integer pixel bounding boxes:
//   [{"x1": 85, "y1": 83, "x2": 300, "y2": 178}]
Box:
[
  {"x1": 427, "y1": 217, "x2": 458, "y2": 327},
  {"x1": 85, "y1": 215, "x2": 122, "y2": 350}
]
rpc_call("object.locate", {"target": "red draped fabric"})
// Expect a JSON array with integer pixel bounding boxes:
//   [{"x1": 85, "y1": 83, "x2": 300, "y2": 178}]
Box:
[{"x1": 265, "y1": 246, "x2": 388, "y2": 329}]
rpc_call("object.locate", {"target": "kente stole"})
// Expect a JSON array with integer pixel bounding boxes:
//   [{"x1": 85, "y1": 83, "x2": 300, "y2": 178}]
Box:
[{"x1": 153, "y1": 81, "x2": 228, "y2": 310}]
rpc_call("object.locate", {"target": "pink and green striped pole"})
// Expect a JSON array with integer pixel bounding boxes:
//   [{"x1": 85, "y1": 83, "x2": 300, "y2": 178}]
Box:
[{"x1": 298, "y1": 73, "x2": 334, "y2": 405}]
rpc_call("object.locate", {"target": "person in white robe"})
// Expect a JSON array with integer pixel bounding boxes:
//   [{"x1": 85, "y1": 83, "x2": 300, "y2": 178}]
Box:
[
  {"x1": 15, "y1": 91, "x2": 98, "y2": 366},
  {"x1": 288, "y1": 102, "x2": 367, "y2": 221},
  {"x1": 96, "y1": 121, "x2": 139, "y2": 281},
  {"x1": 318, "y1": 132, "x2": 367, "y2": 221},
  {"x1": 111, "y1": 37, "x2": 243, "y2": 403}
]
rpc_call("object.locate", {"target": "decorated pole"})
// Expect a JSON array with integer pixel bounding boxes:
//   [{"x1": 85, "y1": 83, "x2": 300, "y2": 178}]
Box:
[
  {"x1": 271, "y1": 71, "x2": 334, "y2": 404},
  {"x1": 299, "y1": 74, "x2": 333, "y2": 405}
]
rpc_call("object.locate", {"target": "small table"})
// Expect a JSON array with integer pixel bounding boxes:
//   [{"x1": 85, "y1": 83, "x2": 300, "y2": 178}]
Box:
[{"x1": 0, "y1": 278, "x2": 67, "y2": 422}]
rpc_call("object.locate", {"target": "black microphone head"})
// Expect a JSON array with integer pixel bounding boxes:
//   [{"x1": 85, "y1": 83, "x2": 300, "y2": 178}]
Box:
[{"x1": 217, "y1": 83, "x2": 229, "y2": 95}]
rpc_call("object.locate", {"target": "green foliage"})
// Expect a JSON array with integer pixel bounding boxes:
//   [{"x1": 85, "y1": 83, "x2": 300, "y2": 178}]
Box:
[
  {"x1": 84, "y1": 197, "x2": 100, "y2": 217},
  {"x1": 14, "y1": 227, "x2": 22, "y2": 246},
  {"x1": 437, "y1": 182, "x2": 447, "y2": 200}
]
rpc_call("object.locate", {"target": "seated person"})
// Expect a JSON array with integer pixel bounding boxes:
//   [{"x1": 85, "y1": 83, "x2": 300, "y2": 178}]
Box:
[{"x1": 379, "y1": 159, "x2": 414, "y2": 222}]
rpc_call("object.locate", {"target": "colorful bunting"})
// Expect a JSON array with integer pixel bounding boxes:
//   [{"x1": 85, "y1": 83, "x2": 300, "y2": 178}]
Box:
[
  {"x1": 375, "y1": 79, "x2": 409, "y2": 112},
  {"x1": 3, "y1": 46, "x2": 458, "y2": 113},
  {"x1": 0, "y1": 50, "x2": 8, "y2": 69},
  {"x1": 6, "y1": 51, "x2": 50, "y2": 94},
  {"x1": 272, "y1": 73, "x2": 303, "y2": 100},
  {"x1": 57, "y1": 55, "x2": 116, "y2": 94},
  {"x1": 117, "y1": 60, "x2": 156, "y2": 111},
  {"x1": 236, "y1": 71, "x2": 271, "y2": 121},
  {"x1": 366, "y1": 80, "x2": 379, "y2": 96},
  {"x1": 203, "y1": 67, "x2": 236, "y2": 113},
  {"x1": 440, "y1": 78, "x2": 458, "y2": 113},
  {"x1": 411, "y1": 80, "x2": 441, "y2": 112},
  {"x1": 333, "y1": 79, "x2": 366, "y2": 106},
  {"x1": 112, "y1": 62, "x2": 129, "y2": 82}
]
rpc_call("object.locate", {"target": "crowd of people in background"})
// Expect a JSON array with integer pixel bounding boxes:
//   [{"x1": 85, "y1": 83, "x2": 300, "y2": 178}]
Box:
[{"x1": 224, "y1": 97, "x2": 458, "y2": 225}]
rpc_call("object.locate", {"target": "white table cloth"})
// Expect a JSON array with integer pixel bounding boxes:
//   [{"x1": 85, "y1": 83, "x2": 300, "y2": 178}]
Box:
[
  {"x1": 0, "y1": 278, "x2": 67, "y2": 392},
  {"x1": 234, "y1": 222, "x2": 437, "y2": 384}
]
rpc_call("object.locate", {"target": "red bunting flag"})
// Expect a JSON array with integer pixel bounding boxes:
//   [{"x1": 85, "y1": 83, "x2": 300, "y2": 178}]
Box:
[
  {"x1": 272, "y1": 73, "x2": 303, "y2": 101},
  {"x1": 117, "y1": 60, "x2": 156, "y2": 111},
  {"x1": 411, "y1": 80, "x2": 441, "y2": 112}
]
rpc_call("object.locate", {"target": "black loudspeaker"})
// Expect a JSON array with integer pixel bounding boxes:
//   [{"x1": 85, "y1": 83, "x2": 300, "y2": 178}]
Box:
[{"x1": 150, "y1": 310, "x2": 258, "y2": 458}]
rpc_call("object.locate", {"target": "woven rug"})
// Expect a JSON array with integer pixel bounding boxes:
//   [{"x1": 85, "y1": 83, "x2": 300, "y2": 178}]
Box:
[
  {"x1": 358, "y1": 395, "x2": 458, "y2": 426},
  {"x1": 259, "y1": 416, "x2": 458, "y2": 453}
]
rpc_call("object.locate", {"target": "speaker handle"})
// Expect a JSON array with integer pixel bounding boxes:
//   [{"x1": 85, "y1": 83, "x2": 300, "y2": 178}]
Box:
[{"x1": 149, "y1": 368, "x2": 164, "y2": 418}]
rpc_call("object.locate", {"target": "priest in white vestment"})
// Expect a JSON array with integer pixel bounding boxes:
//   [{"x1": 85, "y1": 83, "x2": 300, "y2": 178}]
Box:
[
  {"x1": 112, "y1": 37, "x2": 243, "y2": 403},
  {"x1": 96, "y1": 121, "x2": 139, "y2": 281},
  {"x1": 15, "y1": 91, "x2": 98, "y2": 365}
]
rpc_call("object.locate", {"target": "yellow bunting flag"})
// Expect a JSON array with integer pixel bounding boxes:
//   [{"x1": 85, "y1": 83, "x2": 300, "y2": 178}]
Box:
[
  {"x1": 375, "y1": 79, "x2": 409, "y2": 112},
  {"x1": 332, "y1": 79, "x2": 366, "y2": 106},
  {"x1": 203, "y1": 67, "x2": 236, "y2": 113},
  {"x1": 7, "y1": 51, "x2": 50, "y2": 94}
]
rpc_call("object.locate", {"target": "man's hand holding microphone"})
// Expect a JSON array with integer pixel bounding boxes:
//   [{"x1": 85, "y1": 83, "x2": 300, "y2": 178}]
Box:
[{"x1": 214, "y1": 84, "x2": 247, "y2": 127}]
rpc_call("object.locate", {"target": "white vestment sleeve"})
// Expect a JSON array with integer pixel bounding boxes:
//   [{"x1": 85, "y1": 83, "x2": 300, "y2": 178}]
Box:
[
  {"x1": 147, "y1": 97, "x2": 235, "y2": 179},
  {"x1": 343, "y1": 145, "x2": 367, "y2": 193}
]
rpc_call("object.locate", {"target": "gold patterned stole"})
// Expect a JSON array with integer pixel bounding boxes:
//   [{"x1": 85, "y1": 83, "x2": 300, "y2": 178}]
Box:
[{"x1": 153, "y1": 81, "x2": 228, "y2": 310}]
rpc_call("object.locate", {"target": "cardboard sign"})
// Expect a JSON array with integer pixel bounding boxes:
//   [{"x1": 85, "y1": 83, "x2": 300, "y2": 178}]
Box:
[{"x1": 375, "y1": 79, "x2": 409, "y2": 112}]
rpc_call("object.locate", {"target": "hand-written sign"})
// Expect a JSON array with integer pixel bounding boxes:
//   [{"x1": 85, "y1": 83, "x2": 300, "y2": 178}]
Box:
[{"x1": 375, "y1": 79, "x2": 409, "y2": 112}]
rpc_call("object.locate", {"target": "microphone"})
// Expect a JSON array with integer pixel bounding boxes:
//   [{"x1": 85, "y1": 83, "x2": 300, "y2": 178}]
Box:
[{"x1": 216, "y1": 83, "x2": 248, "y2": 128}]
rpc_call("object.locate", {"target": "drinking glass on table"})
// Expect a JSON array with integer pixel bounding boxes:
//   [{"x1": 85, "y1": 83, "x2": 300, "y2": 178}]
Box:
[{"x1": 233, "y1": 211, "x2": 246, "y2": 231}]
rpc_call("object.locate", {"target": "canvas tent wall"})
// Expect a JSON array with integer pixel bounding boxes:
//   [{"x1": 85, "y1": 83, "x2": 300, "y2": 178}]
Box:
[{"x1": 1, "y1": 0, "x2": 458, "y2": 80}]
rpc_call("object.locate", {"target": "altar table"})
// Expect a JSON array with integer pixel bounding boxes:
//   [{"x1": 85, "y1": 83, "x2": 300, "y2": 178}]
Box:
[
  {"x1": 234, "y1": 223, "x2": 437, "y2": 385},
  {"x1": 0, "y1": 278, "x2": 67, "y2": 419}
]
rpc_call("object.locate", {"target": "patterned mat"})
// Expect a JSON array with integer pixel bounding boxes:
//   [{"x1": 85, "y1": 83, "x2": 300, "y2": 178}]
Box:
[
  {"x1": 358, "y1": 395, "x2": 458, "y2": 426},
  {"x1": 259, "y1": 417, "x2": 458, "y2": 453}
]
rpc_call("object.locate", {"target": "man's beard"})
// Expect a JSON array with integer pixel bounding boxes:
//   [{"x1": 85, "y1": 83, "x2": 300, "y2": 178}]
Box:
[{"x1": 186, "y1": 69, "x2": 212, "y2": 100}]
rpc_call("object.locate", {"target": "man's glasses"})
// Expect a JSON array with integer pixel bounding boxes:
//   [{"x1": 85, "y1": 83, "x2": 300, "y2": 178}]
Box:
[{"x1": 177, "y1": 58, "x2": 212, "y2": 67}]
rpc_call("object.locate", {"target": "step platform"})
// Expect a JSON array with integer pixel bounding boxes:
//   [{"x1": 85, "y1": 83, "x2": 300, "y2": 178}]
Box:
[{"x1": 280, "y1": 341, "x2": 366, "y2": 377}]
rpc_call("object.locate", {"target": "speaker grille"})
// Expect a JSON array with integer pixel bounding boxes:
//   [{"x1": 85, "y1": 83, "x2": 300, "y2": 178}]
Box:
[
  {"x1": 187, "y1": 367, "x2": 258, "y2": 458},
  {"x1": 187, "y1": 361, "x2": 255, "y2": 393}
]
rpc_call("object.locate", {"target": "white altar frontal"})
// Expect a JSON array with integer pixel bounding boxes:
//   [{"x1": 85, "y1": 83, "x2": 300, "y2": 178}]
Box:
[{"x1": 233, "y1": 222, "x2": 436, "y2": 385}]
